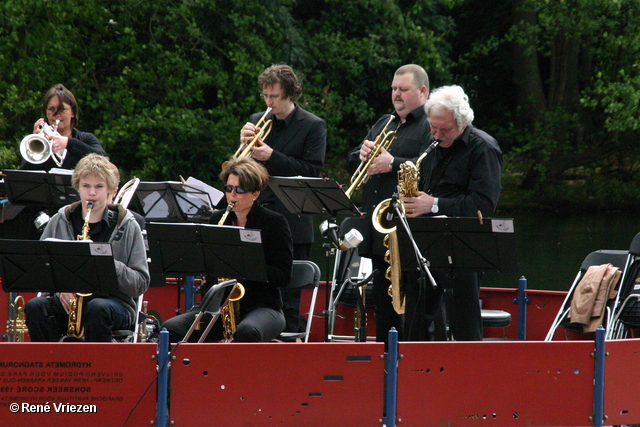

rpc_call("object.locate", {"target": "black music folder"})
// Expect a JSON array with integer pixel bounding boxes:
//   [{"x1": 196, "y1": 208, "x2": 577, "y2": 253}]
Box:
[
  {"x1": 146, "y1": 222, "x2": 267, "y2": 282},
  {"x1": 268, "y1": 176, "x2": 362, "y2": 218},
  {"x1": 2, "y1": 169, "x2": 78, "y2": 207},
  {"x1": 0, "y1": 239, "x2": 119, "y2": 293},
  {"x1": 397, "y1": 217, "x2": 518, "y2": 273}
]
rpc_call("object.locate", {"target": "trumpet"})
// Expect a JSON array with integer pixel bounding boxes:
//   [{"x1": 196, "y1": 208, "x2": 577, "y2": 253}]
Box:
[
  {"x1": 223, "y1": 107, "x2": 273, "y2": 169},
  {"x1": 20, "y1": 119, "x2": 65, "y2": 167},
  {"x1": 344, "y1": 115, "x2": 397, "y2": 199}
]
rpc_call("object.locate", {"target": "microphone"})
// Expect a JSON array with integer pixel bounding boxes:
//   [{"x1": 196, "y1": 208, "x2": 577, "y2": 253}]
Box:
[
  {"x1": 340, "y1": 228, "x2": 363, "y2": 250},
  {"x1": 319, "y1": 220, "x2": 363, "y2": 251},
  {"x1": 386, "y1": 192, "x2": 398, "y2": 222},
  {"x1": 319, "y1": 220, "x2": 341, "y2": 249}
]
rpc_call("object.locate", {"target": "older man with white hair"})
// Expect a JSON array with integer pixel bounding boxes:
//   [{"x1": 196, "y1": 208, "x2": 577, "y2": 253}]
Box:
[{"x1": 402, "y1": 84, "x2": 503, "y2": 341}]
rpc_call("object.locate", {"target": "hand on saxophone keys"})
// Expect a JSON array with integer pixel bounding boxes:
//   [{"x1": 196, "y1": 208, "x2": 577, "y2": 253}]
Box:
[{"x1": 402, "y1": 191, "x2": 436, "y2": 217}]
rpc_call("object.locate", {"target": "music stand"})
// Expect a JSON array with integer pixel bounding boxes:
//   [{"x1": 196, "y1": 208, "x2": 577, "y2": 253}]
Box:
[
  {"x1": 2, "y1": 169, "x2": 78, "y2": 207},
  {"x1": 129, "y1": 181, "x2": 215, "y2": 223},
  {"x1": 146, "y1": 222, "x2": 267, "y2": 282},
  {"x1": 0, "y1": 201, "x2": 24, "y2": 223},
  {"x1": 0, "y1": 239, "x2": 119, "y2": 294},
  {"x1": 268, "y1": 176, "x2": 362, "y2": 218},
  {"x1": 397, "y1": 217, "x2": 518, "y2": 273}
]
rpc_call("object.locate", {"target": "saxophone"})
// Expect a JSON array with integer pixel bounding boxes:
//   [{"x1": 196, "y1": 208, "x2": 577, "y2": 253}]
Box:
[
  {"x1": 372, "y1": 139, "x2": 440, "y2": 314},
  {"x1": 8, "y1": 295, "x2": 27, "y2": 342},
  {"x1": 67, "y1": 201, "x2": 94, "y2": 339},
  {"x1": 217, "y1": 203, "x2": 245, "y2": 342}
]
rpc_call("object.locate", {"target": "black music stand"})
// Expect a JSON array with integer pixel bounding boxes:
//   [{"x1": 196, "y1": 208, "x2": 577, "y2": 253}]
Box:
[
  {"x1": 0, "y1": 239, "x2": 119, "y2": 294},
  {"x1": 146, "y1": 222, "x2": 267, "y2": 282},
  {"x1": 2, "y1": 169, "x2": 78, "y2": 207},
  {"x1": 0, "y1": 201, "x2": 24, "y2": 223},
  {"x1": 129, "y1": 181, "x2": 215, "y2": 223},
  {"x1": 268, "y1": 176, "x2": 362, "y2": 218},
  {"x1": 397, "y1": 217, "x2": 517, "y2": 273},
  {"x1": 396, "y1": 216, "x2": 517, "y2": 341}
]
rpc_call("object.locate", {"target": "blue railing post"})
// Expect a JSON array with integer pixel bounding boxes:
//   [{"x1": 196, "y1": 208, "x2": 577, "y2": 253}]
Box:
[
  {"x1": 593, "y1": 326, "x2": 606, "y2": 427},
  {"x1": 516, "y1": 276, "x2": 529, "y2": 340},
  {"x1": 156, "y1": 329, "x2": 170, "y2": 427},
  {"x1": 384, "y1": 328, "x2": 399, "y2": 427},
  {"x1": 183, "y1": 276, "x2": 196, "y2": 311}
]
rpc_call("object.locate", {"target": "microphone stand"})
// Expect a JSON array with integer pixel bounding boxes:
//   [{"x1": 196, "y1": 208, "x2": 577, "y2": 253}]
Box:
[
  {"x1": 393, "y1": 205, "x2": 436, "y2": 290},
  {"x1": 393, "y1": 203, "x2": 437, "y2": 341}
]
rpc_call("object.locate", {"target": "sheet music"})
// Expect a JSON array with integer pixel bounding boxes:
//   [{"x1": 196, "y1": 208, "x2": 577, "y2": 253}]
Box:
[
  {"x1": 183, "y1": 176, "x2": 224, "y2": 206},
  {"x1": 48, "y1": 168, "x2": 74, "y2": 175}
]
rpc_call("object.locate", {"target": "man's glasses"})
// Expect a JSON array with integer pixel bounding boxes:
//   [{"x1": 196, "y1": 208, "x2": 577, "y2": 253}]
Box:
[
  {"x1": 260, "y1": 93, "x2": 281, "y2": 101},
  {"x1": 223, "y1": 185, "x2": 248, "y2": 194}
]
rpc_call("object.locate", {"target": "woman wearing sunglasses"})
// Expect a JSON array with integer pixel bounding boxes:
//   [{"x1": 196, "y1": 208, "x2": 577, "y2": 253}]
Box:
[{"x1": 162, "y1": 157, "x2": 293, "y2": 342}]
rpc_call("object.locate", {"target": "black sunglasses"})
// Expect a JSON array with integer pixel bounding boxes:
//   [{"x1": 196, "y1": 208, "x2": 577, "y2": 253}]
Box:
[{"x1": 223, "y1": 185, "x2": 248, "y2": 194}]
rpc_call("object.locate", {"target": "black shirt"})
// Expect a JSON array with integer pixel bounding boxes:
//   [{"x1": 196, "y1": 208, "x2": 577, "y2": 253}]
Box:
[
  {"x1": 420, "y1": 124, "x2": 502, "y2": 216},
  {"x1": 71, "y1": 204, "x2": 118, "y2": 242},
  {"x1": 347, "y1": 105, "x2": 431, "y2": 256}
]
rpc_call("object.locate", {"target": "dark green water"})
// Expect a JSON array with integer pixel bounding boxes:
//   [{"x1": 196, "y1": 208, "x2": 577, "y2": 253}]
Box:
[{"x1": 310, "y1": 212, "x2": 640, "y2": 292}]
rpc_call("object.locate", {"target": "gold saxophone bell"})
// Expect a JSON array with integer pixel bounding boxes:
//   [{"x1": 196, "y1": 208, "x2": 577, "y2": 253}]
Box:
[
  {"x1": 372, "y1": 197, "x2": 406, "y2": 235},
  {"x1": 223, "y1": 107, "x2": 273, "y2": 170}
]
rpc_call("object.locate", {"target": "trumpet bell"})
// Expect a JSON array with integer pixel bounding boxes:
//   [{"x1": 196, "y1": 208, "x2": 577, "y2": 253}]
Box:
[
  {"x1": 20, "y1": 134, "x2": 51, "y2": 164},
  {"x1": 372, "y1": 198, "x2": 406, "y2": 234}
]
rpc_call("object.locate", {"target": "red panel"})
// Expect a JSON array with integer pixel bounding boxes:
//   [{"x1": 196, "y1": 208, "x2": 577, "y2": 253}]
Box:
[
  {"x1": 396, "y1": 340, "x2": 596, "y2": 426},
  {"x1": 480, "y1": 287, "x2": 567, "y2": 340},
  {"x1": 603, "y1": 339, "x2": 640, "y2": 425},
  {"x1": 144, "y1": 280, "x2": 181, "y2": 324},
  {"x1": 170, "y1": 342, "x2": 385, "y2": 425},
  {"x1": 0, "y1": 343, "x2": 157, "y2": 427}
]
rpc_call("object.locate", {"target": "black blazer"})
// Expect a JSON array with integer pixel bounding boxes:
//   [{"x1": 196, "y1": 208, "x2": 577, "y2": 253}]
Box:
[
  {"x1": 251, "y1": 105, "x2": 327, "y2": 245},
  {"x1": 210, "y1": 202, "x2": 293, "y2": 313}
]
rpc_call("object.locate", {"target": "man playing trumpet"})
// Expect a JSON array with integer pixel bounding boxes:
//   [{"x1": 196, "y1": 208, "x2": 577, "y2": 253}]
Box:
[
  {"x1": 346, "y1": 64, "x2": 432, "y2": 345},
  {"x1": 238, "y1": 64, "x2": 326, "y2": 334}
]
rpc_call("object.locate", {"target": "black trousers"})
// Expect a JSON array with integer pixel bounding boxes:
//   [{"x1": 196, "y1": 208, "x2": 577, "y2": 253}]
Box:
[
  {"x1": 371, "y1": 254, "x2": 403, "y2": 344},
  {"x1": 437, "y1": 271, "x2": 482, "y2": 341},
  {"x1": 403, "y1": 269, "x2": 445, "y2": 341},
  {"x1": 25, "y1": 295, "x2": 131, "y2": 342},
  {"x1": 162, "y1": 306, "x2": 285, "y2": 343}
]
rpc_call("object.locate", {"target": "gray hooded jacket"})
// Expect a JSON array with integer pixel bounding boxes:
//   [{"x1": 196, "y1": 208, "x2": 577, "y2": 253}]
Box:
[{"x1": 41, "y1": 202, "x2": 150, "y2": 322}]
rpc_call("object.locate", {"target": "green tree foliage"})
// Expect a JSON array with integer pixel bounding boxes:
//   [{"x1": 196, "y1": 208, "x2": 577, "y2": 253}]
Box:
[
  {"x1": 1, "y1": 0, "x2": 639, "y2": 211},
  {"x1": 451, "y1": 0, "x2": 640, "y2": 206},
  {"x1": 0, "y1": 0, "x2": 452, "y2": 187}
]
